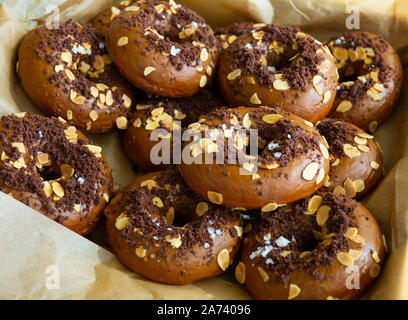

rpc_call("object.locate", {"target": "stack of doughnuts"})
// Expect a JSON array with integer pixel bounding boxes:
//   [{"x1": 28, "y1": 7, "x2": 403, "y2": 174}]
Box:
[{"x1": 10, "y1": 0, "x2": 401, "y2": 299}]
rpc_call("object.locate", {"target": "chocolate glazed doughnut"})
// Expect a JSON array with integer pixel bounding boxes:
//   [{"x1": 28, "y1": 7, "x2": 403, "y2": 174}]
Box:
[
  {"x1": 237, "y1": 192, "x2": 387, "y2": 300},
  {"x1": 17, "y1": 20, "x2": 134, "y2": 133},
  {"x1": 178, "y1": 106, "x2": 330, "y2": 210},
  {"x1": 327, "y1": 32, "x2": 403, "y2": 131},
  {"x1": 0, "y1": 113, "x2": 113, "y2": 235},
  {"x1": 123, "y1": 89, "x2": 224, "y2": 171},
  {"x1": 217, "y1": 24, "x2": 338, "y2": 123},
  {"x1": 317, "y1": 118, "x2": 383, "y2": 199},
  {"x1": 104, "y1": 169, "x2": 242, "y2": 285},
  {"x1": 105, "y1": 0, "x2": 218, "y2": 98}
]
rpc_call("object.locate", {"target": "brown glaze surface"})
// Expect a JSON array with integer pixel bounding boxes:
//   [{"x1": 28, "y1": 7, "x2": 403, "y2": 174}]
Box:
[
  {"x1": 178, "y1": 106, "x2": 330, "y2": 209},
  {"x1": 105, "y1": 0, "x2": 218, "y2": 98},
  {"x1": 0, "y1": 113, "x2": 112, "y2": 235},
  {"x1": 17, "y1": 20, "x2": 134, "y2": 133},
  {"x1": 239, "y1": 192, "x2": 386, "y2": 300},
  {"x1": 104, "y1": 169, "x2": 242, "y2": 285},
  {"x1": 217, "y1": 24, "x2": 338, "y2": 123},
  {"x1": 317, "y1": 118, "x2": 383, "y2": 199},
  {"x1": 327, "y1": 31, "x2": 403, "y2": 131}
]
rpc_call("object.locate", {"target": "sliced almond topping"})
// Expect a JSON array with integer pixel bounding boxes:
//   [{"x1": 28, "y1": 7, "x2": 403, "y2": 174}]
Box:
[
  {"x1": 51, "y1": 181, "x2": 64, "y2": 198},
  {"x1": 66, "y1": 110, "x2": 73, "y2": 120},
  {"x1": 333, "y1": 47, "x2": 349, "y2": 61},
  {"x1": 207, "y1": 191, "x2": 223, "y2": 205},
  {"x1": 323, "y1": 90, "x2": 332, "y2": 104},
  {"x1": 11, "y1": 142, "x2": 26, "y2": 154},
  {"x1": 235, "y1": 262, "x2": 246, "y2": 284},
  {"x1": 288, "y1": 284, "x2": 301, "y2": 300},
  {"x1": 336, "y1": 100, "x2": 352, "y2": 113},
  {"x1": 350, "y1": 234, "x2": 365, "y2": 244},
  {"x1": 116, "y1": 116, "x2": 128, "y2": 130},
  {"x1": 42, "y1": 181, "x2": 52, "y2": 197},
  {"x1": 37, "y1": 153, "x2": 51, "y2": 165},
  {"x1": 140, "y1": 179, "x2": 157, "y2": 190},
  {"x1": 344, "y1": 227, "x2": 358, "y2": 239},
  {"x1": 262, "y1": 114, "x2": 283, "y2": 124},
  {"x1": 133, "y1": 118, "x2": 142, "y2": 128},
  {"x1": 369, "y1": 121, "x2": 378, "y2": 133},
  {"x1": 383, "y1": 234, "x2": 388, "y2": 253},
  {"x1": 144, "y1": 66, "x2": 156, "y2": 76},
  {"x1": 200, "y1": 48, "x2": 209, "y2": 62},
  {"x1": 273, "y1": 79, "x2": 290, "y2": 91},
  {"x1": 89, "y1": 110, "x2": 98, "y2": 122},
  {"x1": 261, "y1": 202, "x2": 278, "y2": 213},
  {"x1": 257, "y1": 266, "x2": 269, "y2": 282},
  {"x1": 125, "y1": 5, "x2": 140, "y2": 11},
  {"x1": 74, "y1": 204, "x2": 81, "y2": 212},
  {"x1": 336, "y1": 251, "x2": 354, "y2": 266},
  {"x1": 358, "y1": 144, "x2": 370, "y2": 152},
  {"x1": 135, "y1": 245, "x2": 146, "y2": 258},
  {"x1": 70, "y1": 90, "x2": 86, "y2": 105},
  {"x1": 106, "y1": 90, "x2": 114, "y2": 106},
  {"x1": 217, "y1": 249, "x2": 230, "y2": 271},
  {"x1": 313, "y1": 75, "x2": 323, "y2": 95},
  {"x1": 353, "y1": 179, "x2": 365, "y2": 193},
  {"x1": 117, "y1": 36, "x2": 128, "y2": 46},
  {"x1": 302, "y1": 162, "x2": 319, "y2": 181},
  {"x1": 196, "y1": 202, "x2": 209, "y2": 216},
  {"x1": 242, "y1": 113, "x2": 251, "y2": 128},
  {"x1": 344, "y1": 177, "x2": 356, "y2": 197},
  {"x1": 370, "y1": 160, "x2": 380, "y2": 170},
  {"x1": 122, "y1": 94, "x2": 132, "y2": 108},
  {"x1": 55, "y1": 64, "x2": 64, "y2": 72},
  {"x1": 348, "y1": 249, "x2": 363, "y2": 260},
  {"x1": 369, "y1": 263, "x2": 381, "y2": 278},
  {"x1": 165, "y1": 234, "x2": 182, "y2": 248},
  {"x1": 333, "y1": 185, "x2": 346, "y2": 196},
  {"x1": 234, "y1": 225, "x2": 243, "y2": 238},
  {"x1": 199, "y1": 75, "x2": 207, "y2": 87},
  {"x1": 60, "y1": 164, "x2": 74, "y2": 178},
  {"x1": 343, "y1": 144, "x2": 360, "y2": 158},
  {"x1": 60, "y1": 51, "x2": 72, "y2": 65},
  {"x1": 320, "y1": 143, "x2": 329, "y2": 159},
  {"x1": 372, "y1": 250, "x2": 381, "y2": 263},
  {"x1": 367, "y1": 88, "x2": 381, "y2": 101},
  {"x1": 65, "y1": 69, "x2": 75, "y2": 81},
  {"x1": 316, "y1": 205, "x2": 330, "y2": 226},
  {"x1": 152, "y1": 196, "x2": 164, "y2": 208},
  {"x1": 307, "y1": 195, "x2": 323, "y2": 214}
]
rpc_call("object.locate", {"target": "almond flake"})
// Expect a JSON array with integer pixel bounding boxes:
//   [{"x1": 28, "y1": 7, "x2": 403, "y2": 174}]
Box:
[
  {"x1": 235, "y1": 262, "x2": 246, "y2": 284},
  {"x1": 207, "y1": 191, "x2": 223, "y2": 205},
  {"x1": 288, "y1": 284, "x2": 301, "y2": 300},
  {"x1": 227, "y1": 69, "x2": 241, "y2": 81},
  {"x1": 217, "y1": 249, "x2": 230, "y2": 271},
  {"x1": 117, "y1": 36, "x2": 128, "y2": 46},
  {"x1": 302, "y1": 162, "x2": 319, "y2": 180}
]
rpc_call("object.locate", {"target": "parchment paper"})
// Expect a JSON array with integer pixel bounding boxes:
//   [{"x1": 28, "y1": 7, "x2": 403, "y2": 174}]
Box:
[{"x1": 0, "y1": 0, "x2": 407, "y2": 299}]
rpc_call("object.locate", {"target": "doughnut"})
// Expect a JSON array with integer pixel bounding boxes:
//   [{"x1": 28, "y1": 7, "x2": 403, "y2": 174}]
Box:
[
  {"x1": 0, "y1": 113, "x2": 113, "y2": 235},
  {"x1": 316, "y1": 118, "x2": 383, "y2": 199},
  {"x1": 178, "y1": 106, "x2": 331, "y2": 210},
  {"x1": 17, "y1": 20, "x2": 134, "y2": 133},
  {"x1": 104, "y1": 168, "x2": 242, "y2": 285},
  {"x1": 123, "y1": 89, "x2": 224, "y2": 172},
  {"x1": 326, "y1": 32, "x2": 403, "y2": 131},
  {"x1": 238, "y1": 192, "x2": 387, "y2": 300},
  {"x1": 92, "y1": 0, "x2": 133, "y2": 37},
  {"x1": 105, "y1": 0, "x2": 218, "y2": 98},
  {"x1": 217, "y1": 24, "x2": 338, "y2": 123}
]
